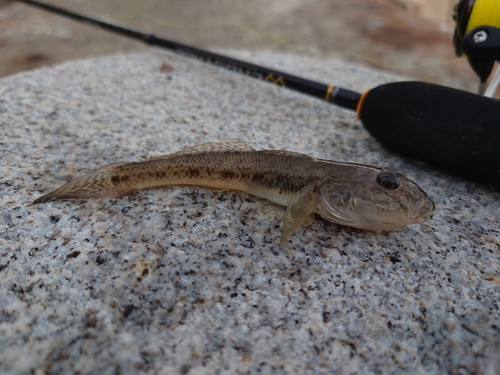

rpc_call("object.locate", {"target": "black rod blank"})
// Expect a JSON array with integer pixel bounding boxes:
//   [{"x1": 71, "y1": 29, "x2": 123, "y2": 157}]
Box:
[
  {"x1": 16, "y1": 0, "x2": 500, "y2": 187},
  {"x1": 19, "y1": 0, "x2": 360, "y2": 110}
]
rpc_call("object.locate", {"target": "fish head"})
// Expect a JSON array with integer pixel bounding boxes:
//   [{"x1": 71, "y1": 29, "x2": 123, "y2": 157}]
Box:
[{"x1": 318, "y1": 166, "x2": 434, "y2": 231}]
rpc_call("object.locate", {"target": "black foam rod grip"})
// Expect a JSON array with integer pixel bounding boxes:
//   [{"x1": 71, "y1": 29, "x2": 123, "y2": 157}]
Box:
[{"x1": 358, "y1": 81, "x2": 500, "y2": 187}]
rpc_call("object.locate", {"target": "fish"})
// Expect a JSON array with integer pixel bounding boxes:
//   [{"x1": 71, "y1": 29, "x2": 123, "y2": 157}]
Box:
[{"x1": 33, "y1": 138, "x2": 435, "y2": 247}]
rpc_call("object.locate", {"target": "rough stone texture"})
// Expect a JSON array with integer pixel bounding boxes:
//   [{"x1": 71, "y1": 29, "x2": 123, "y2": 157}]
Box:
[{"x1": 0, "y1": 50, "x2": 499, "y2": 375}]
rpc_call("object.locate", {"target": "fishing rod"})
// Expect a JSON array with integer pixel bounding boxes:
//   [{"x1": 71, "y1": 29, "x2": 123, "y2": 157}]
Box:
[{"x1": 16, "y1": 0, "x2": 500, "y2": 187}]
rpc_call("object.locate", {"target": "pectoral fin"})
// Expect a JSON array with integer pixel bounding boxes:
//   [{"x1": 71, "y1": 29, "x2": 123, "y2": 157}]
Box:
[{"x1": 279, "y1": 183, "x2": 320, "y2": 248}]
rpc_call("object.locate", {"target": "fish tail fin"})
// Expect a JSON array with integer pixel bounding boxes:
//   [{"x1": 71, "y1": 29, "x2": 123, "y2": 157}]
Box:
[{"x1": 33, "y1": 162, "x2": 134, "y2": 204}]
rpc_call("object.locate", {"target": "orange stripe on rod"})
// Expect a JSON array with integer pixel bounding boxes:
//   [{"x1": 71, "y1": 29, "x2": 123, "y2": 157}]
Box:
[{"x1": 356, "y1": 89, "x2": 371, "y2": 119}]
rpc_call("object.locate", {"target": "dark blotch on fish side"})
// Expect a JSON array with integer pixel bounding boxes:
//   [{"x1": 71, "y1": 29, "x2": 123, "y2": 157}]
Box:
[
  {"x1": 221, "y1": 170, "x2": 236, "y2": 180},
  {"x1": 187, "y1": 168, "x2": 200, "y2": 178}
]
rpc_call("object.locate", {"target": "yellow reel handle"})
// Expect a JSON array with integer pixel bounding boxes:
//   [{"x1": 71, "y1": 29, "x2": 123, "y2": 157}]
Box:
[{"x1": 466, "y1": 0, "x2": 500, "y2": 34}]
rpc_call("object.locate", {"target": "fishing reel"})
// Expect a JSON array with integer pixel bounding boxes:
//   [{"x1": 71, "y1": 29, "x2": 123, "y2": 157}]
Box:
[{"x1": 453, "y1": 0, "x2": 500, "y2": 95}]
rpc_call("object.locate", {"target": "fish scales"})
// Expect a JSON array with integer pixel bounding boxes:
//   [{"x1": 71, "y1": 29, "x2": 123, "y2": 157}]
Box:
[
  {"x1": 33, "y1": 139, "x2": 434, "y2": 246},
  {"x1": 111, "y1": 152, "x2": 324, "y2": 202}
]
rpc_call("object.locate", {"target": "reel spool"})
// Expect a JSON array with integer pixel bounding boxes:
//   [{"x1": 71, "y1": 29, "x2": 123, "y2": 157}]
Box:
[{"x1": 453, "y1": 0, "x2": 500, "y2": 96}]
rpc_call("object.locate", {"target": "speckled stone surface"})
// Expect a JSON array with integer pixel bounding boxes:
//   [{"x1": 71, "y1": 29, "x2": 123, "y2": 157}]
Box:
[{"x1": 1, "y1": 50, "x2": 499, "y2": 375}]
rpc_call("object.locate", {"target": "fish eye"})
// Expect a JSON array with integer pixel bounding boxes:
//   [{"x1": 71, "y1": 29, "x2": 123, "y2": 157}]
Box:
[{"x1": 376, "y1": 170, "x2": 400, "y2": 190}]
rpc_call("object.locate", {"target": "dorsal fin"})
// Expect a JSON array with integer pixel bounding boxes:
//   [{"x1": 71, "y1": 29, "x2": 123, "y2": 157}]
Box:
[
  {"x1": 258, "y1": 149, "x2": 315, "y2": 159},
  {"x1": 212, "y1": 138, "x2": 256, "y2": 152},
  {"x1": 150, "y1": 138, "x2": 255, "y2": 160}
]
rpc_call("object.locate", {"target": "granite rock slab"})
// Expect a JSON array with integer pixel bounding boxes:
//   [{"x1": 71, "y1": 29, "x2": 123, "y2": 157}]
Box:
[{"x1": 0, "y1": 50, "x2": 499, "y2": 374}]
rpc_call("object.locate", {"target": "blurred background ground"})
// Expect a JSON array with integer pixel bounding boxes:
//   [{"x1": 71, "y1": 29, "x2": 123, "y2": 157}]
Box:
[{"x1": 0, "y1": 0, "x2": 483, "y2": 93}]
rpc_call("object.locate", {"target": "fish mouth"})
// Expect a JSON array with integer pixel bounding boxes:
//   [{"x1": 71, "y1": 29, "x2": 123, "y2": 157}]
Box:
[{"x1": 408, "y1": 196, "x2": 435, "y2": 224}]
